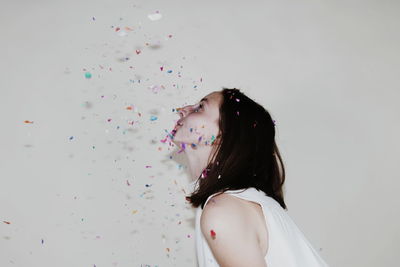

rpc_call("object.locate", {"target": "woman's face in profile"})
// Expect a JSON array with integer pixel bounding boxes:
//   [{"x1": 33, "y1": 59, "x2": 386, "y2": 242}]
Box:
[{"x1": 172, "y1": 91, "x2": 222, "y2": 147}]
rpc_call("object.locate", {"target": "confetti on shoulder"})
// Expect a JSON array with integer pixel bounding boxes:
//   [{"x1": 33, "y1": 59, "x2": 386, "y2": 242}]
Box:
[{"x1": 210, "y1": 229, "x2": 216, "y2": 239}]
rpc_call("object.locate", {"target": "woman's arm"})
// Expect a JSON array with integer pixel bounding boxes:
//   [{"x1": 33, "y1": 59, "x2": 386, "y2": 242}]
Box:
[{"x1": 200, "y1": 194, "x2": 268, "y2": 267}]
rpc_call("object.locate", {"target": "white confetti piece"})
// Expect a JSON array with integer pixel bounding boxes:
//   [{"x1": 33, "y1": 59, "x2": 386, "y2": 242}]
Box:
[
  {"x1": 117, "y1": 30, "x2": 127, "y2": 36},
  {"x1": 148, "y1": 13, "x2": 162, "y2": 21}
]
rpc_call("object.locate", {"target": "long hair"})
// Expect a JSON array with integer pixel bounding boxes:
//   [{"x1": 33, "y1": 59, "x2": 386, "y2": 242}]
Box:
[{"x1": 185, "y1": 88, "x2": 287, "y2": 210}]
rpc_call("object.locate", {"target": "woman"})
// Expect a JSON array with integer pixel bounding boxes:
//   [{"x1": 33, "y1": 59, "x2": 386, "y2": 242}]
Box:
[{"x1": 170, "y1": 88, "x2": 329, "y2": 267}]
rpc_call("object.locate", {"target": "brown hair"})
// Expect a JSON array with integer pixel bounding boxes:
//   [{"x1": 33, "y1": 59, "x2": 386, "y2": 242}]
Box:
[{"x1": 185, "y1": 88, "x2": 287, "y2": 210}]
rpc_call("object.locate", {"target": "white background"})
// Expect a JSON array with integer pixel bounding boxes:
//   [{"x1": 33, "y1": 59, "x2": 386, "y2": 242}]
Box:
[{"x1": 1, "y1": 0, "x2": 399, "y2": 266}]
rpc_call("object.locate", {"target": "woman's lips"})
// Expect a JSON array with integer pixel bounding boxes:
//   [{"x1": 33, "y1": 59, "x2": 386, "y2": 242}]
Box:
[
  {"x1": 172, "y1": 124, "x2": 180, "y2": 134},
  {"x1": 174, "y1": 121, "x2": 183, "y2": 130}
]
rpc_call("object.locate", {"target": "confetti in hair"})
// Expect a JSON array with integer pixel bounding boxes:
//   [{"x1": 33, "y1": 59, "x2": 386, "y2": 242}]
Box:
[
  {"x1": 210, "y1": 135, "x2": 216, "y2": 144},
  {"x1": 201, "y1": 168, "x2": 209, "y2": 178}
]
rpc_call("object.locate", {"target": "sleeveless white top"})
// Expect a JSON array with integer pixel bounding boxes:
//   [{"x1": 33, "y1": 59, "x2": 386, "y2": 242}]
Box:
[{"x1": 193, "y1": 185, "x2": 330, "y2": 267}]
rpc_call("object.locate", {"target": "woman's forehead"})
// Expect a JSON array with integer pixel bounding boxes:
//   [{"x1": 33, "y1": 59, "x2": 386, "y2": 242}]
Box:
[{"x1": 203, "y1": 91, "x2": 222, "y2": 104}]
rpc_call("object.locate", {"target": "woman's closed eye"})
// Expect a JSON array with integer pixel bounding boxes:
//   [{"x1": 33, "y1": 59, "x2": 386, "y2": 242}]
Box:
[{"x1": 193, "y1": 103, "x2": 204, "y2": 112}]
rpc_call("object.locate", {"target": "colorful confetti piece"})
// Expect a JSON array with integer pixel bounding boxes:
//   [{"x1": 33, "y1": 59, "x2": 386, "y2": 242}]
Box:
[
  {"x1": 210, "y1": 229, "x2": 216, "y2": 240},
  {"x1": 178, "y1": 142, "x2": 186, "y2": 153}
]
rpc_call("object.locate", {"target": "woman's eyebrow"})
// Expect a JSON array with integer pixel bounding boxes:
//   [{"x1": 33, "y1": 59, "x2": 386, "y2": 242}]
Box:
[{"x1": 199, "y1": 97, "x2": 209, "y2": 105}]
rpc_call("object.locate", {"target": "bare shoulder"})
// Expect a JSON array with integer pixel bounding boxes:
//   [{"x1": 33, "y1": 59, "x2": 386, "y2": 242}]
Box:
[
  {"x1": 199, "y1": 192, "x2": 268, "y2": 266},
  {"x1": 200, "y1": 192, "x2": 256, "y2": 230}
]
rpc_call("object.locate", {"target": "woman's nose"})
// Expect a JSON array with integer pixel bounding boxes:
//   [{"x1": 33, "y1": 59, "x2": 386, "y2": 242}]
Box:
[
  {"x1": 178, "y1": 108, "x2": 185, "y2": 118},
  {"x1": 178, "y1": 105, "x2": 192, "y2": 118}
]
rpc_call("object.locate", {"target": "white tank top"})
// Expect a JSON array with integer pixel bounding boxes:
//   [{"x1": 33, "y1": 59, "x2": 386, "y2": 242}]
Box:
[{"x1": 194, "y1": 186, "x2": 330, "y2": 267}]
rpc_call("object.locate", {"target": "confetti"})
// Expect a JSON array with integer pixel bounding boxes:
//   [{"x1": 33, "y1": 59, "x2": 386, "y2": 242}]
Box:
[
  {"x1": 210, "y1": 229, "x2": 216, "y2": 240},
  {"x1": 201, "y1": 168, "x2": 209, "y2": 178},
  {"x1": 177, "y1": 142, "x2": 186, "y2": 153},
  {"x1": 117, "y1": 30, "x2": 127, "y2": 37},
  {"x1": 210, "y1": 135, "x2": 216, "y2": 144},
  {"x1": 148, "y1": 12, "x2": 162, "y2": 21},
  {"x1": 148, "y1": 85, "x2": 165, "y2": 94}
]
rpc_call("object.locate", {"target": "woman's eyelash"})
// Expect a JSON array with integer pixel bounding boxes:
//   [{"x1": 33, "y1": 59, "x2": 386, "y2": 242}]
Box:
[{"x1": 194, "y1": 103, "x2": 203, "y2": 112}]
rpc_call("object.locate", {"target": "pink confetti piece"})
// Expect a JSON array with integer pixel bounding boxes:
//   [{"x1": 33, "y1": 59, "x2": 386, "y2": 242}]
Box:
[
  {"x1": 201, "y1": 168, "x2": 209, "y2": 178},
  {"x1": 210, "y1": 229, "x2": 216, "y2": 240}
]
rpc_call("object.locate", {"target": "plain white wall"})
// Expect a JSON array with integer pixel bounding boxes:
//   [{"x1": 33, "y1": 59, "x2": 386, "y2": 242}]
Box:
[{"x1": 1, "y1": 0, "x2": 399, "y2": 266}]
